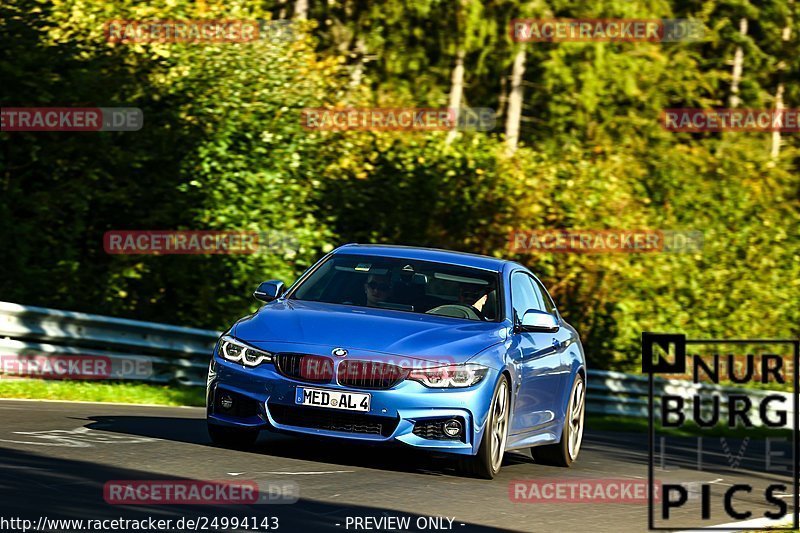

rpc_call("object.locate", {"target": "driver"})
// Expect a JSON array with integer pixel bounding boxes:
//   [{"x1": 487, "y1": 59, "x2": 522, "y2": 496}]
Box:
[
  {"x1": 364, "y1": 274, "x2": 392, "y2": 307},
  {"x1": 458, "y1": 283, "x2": 491, "y2": 313}
]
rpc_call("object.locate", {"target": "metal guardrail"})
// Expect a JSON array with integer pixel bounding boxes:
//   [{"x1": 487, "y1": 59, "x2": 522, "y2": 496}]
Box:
[
  {"x1": 0, "y1": 301, "x2": 794, "y2": 426},
  {"x1": 0, "y1": 301, "x2": 219, "y2": 386}
]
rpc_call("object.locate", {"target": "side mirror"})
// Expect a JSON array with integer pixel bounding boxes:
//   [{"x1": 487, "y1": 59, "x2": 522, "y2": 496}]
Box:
[
  {"x1": 519, "y1": 309, "x2": 559, "y2": 333},
  {"x1": 253, "y1": 280, "x2": 285, "y2": 302}
]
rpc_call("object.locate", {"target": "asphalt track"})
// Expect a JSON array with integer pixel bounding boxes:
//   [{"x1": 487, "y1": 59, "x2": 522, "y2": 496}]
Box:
[{"x1": 0, "y1": 399, "x2": 795, "y2": 532}]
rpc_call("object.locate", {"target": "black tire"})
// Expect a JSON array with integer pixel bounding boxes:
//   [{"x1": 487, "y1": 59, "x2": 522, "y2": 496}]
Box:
[
  {"x1": 531, "y1": 372, "x2": 585, "y2": 467},
  {"x1": 207, "y1": 423, "x2": 259, "y2": 449},
  {"x1": 459, "y1": 375, "x2": 510, "y2": 479}
]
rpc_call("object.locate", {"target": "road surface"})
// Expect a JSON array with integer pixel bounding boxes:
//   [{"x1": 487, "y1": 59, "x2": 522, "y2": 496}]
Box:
[{"x1": 0, "y1": 399, "x2": 795, "y2": 532}]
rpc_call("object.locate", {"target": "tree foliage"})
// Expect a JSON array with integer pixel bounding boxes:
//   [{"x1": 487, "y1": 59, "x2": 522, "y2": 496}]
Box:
[{"x1": 1, "y1": 0, "x2": 798, "y2": 370}]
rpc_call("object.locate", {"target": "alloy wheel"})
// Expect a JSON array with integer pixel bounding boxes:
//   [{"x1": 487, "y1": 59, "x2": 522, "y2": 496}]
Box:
[
  {"x1": 567, "y1": 378, "x2": 585, "y2": 461},
  {"x1": 490, "y1": 379, "x2": 509, "y2": 472}
]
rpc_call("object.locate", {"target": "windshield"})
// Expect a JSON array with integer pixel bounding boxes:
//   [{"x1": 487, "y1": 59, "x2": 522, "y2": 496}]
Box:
[{"x1": 290, "y1": 254, "x2": 501, "y2": 322}]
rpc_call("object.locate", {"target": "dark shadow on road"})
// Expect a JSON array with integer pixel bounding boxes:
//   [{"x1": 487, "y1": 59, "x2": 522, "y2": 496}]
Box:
[
  {"x1": 84, "y1": 415, "x2": 532, "y2": 479},
  {"x1": 86, "y1": 415, "x2": 795, "y2": 484},
  {"x1": 83, "y1": 415, "x2": 795, "y2": 487},
  {"x1": 0, "y1": 447, "x2": 511, "y2": 532}
]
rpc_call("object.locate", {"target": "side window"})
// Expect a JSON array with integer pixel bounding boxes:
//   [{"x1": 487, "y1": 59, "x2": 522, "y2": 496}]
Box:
[
  {"x1": 530, "y1": 276, "x2": 557, "y2": 315},
  {"x1": 510, "y1": 272, "x2": 540, "y2": 324}
]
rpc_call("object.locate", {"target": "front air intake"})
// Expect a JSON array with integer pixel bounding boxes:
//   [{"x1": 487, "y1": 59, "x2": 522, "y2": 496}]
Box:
[{"x1": 274, "y1": 353, "x2": 334, "y2": 383}]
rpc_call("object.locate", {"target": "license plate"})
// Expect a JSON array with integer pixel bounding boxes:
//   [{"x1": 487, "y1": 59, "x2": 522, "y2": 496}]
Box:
[{"x1": 295, "y1": 386, "x2": 371, "y2": 412}]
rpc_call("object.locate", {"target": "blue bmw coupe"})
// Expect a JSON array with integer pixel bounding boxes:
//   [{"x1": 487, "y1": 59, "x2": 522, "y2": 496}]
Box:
[{"x1": 207, "y1": 244, "x2": 586, "y2": 478}]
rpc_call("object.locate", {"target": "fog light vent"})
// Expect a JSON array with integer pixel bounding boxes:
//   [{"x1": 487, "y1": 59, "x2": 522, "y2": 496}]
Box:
[
  {"x1": 412, "y1": 417, "x2": 466, "y2": 442},
  {"x1": 219, "y1": 394, "x2": 234, "y2": 410},
  {"x1": 213, "y1": 389, "x2": 260, "y2": 418},
  {"x1": 443, "y1": 418, "x2": 463, "y2": 438}
]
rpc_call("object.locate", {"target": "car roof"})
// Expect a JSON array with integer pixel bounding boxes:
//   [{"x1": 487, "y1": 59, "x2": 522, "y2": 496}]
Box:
[{"x1": 332, "y1": 244, "x2": 510, "y2": 272}]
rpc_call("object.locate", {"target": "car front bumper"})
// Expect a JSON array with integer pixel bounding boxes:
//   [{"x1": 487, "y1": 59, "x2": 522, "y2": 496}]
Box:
[{"x1": 207, "y1": 354, "x2": 499, "y2": 456}]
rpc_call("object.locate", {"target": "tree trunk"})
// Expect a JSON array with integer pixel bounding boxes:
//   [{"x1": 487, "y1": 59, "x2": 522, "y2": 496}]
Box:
[
  {"x1": 276, "y1": 0, "x2": 287, "y2": 19},
  {"x1": 771, "y1": 8, "x2": 792, "y2": 159},
  {"x1": 728, "y1": 18, "x2": 748, "y2": 108},
  {"x1": 497, "y1": 75, "x2": 507, "y2": 121},
  {"x1": 505, "y1": 47, "x2": 526, "y2": 155},
  {"x1": 771, "y1": 82, "x2": 785, "y2": 159},
  {"x1": 349, "y1": 38, "x2": 367, "y2": 88},
  {"x1": 294, "y1": 0, "x2": 308, "y2": 20},
  {"x1": 445, "y1": 48, "x2": 466, "y2": 145}
]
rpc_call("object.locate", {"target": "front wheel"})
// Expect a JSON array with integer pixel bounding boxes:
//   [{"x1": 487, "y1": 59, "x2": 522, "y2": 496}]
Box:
[
  {"x1": 459, "y1": 375, "x2": 510, "y2": 479},
  {"x1": 207, "y1": 422, "x2": 259, "y2": 449},
  {"x1": 531, "y1": 372, "x2": 585, "y2": 467}
]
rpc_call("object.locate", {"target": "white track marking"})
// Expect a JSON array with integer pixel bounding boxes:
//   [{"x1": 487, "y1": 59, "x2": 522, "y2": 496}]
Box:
[
  {"x1": 675, "y1": 516, "x2": 794, "y2": 532},
  {"x1": 0, "y1": 427, "x2": 156, "y2": 447},
  {"x1": 228, "y1": 470, "x2": 354, "y2": 476}
]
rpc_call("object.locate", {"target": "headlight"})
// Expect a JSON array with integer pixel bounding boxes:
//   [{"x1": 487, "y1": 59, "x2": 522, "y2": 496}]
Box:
[
  {"x1": 407, "y1": 363, "x2": 488, "y2": 388},
  {"x1": 218, "y1": 335, "x2": 273, "y2": 367}
]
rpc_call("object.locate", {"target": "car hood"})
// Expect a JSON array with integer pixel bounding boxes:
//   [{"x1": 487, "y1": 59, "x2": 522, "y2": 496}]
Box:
[{"x1": 232, "y1": 299, "x2": 507, "y2": 363}]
